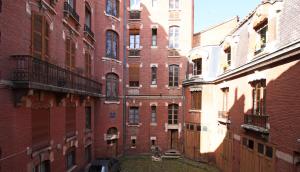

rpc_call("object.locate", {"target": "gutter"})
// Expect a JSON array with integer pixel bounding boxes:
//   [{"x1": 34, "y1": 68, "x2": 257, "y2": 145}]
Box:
[{"x1": 122, "y1": 0, "x2": 127, "y2": 156}]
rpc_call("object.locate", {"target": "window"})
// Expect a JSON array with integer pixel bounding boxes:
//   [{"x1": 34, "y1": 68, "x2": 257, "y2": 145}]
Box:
[
  {"x1": 169, "y1": 0, "x2": 179, "y2": 9},
  {"x1": 196, "y1": 125, "x2": 201, "y2": 131},
  {"x1": 85, "y1": 52, "x2": 92, "y2": 77},
  {"x1": 151, "y1": 66, "x2": 157, "y2": 85},
  {"x1": 151, "y1": 139, "x2": 156, "y2": 146},
  {"x1": 106, "y1": 0, "x2": 119, "y2": 17},
  {"x1": 169, "y1": 26, "x2": 179, "y2": 49},
  {"x1": 33, "y1": 160, "x2": 50, "y2": 172},
  {"x1": 32, "y1": 108, "x2": 50, "y2": 150},
  {"x1": 129, "y1": 107, "x2": 139, "y2": 124},
  {"x1": 191, "y1": 91, "x2": 202, "y2": 110},
  {"x1": 224, "y1": 47, "x2": 231, "y2": 66},
  {"x1": 190, "y1": 124, "x2": 194, "y2": 130},
  {"x1": 254, "y1": 20, "x2": 268, "y2": 53},
  {"x1": 192, "y1": 58, "x2": 202, "y2": 75},
  {"x1": 66, "y1": 104, "x2": 76, "y2": 137},
  {"x1": 130, "y1": 0, "x2": 140, "y2": 10},
  {"x1": 106, "y1": 30, "x2": 118, "y2": 59},
  {"x1": 169, "y1": 65, "x2": 179, "y2": 87},
  {"x1": 67, "y1": 0, "x2": 75, "y2": 9},
  {"x1": 32, "y1": 13, "x2": 49, "y2": 60},
  {"x1": 168, "y1": 104, "x2": 178, "y2": 124},
  {"x1": 266, "y1": 146, "x2": 273, "y2": 158},
  {"x1": 66, "y1": 148, "x2": 76, "y2": 170},
  {"x1": 258, "y1": 143, "x2": 264, "y2": 154},
  {"x1": 85, "y1": 4, "x2": 91, "y2": 28},
  {"x1": 151, "y1": 106, "x2": 156, "y2": 123},
  {"x1": 243, "y1": 138, "x2": 254, "y2": 149},
  {"x1": 222, "y1": 88, "x2": 229, "y2": 112},
  {"x1": 85, "y1": 145, "x2": 92, "y2": 163},
  {"x1": 252, "y1": 81, "x2": 266, "y2": 115},
  {"x1": 131, "y1": 138, "x2": 136, "y2": 148},
  {"x1": 152, "y1": 28, "x2": 157, "y2": 46},
  {"x1": 65, "y1": 38, "x2": 76, "y2": 70},
  {"x1": 106, "y1": 127, "x2": 118, "y2": 145},
  {"x1": 129, "y1": 29, "x2": 140, "y2": 49},
  {"x1": 106, "y1": 73, "x2": 119, "y2": 100},
  {"x1": 152, "y1": 0, "x2": 157, "y2": 7},
  {"x1": 85, "y1": 107, "x2": 91, "y2": 130},
  {"x1": 129, "y1": 64, "x2": 140, "y2": 87}
]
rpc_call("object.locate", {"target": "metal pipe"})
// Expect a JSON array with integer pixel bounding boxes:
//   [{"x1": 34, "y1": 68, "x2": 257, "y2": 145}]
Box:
[{"x1": 122, "y1": 0, "x2": 127, "y2": 156}]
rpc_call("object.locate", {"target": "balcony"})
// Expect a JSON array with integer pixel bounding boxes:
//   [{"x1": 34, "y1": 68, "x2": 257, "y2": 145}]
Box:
[
  {"x1": 11, "y1": 55, "x2": 102, "y2": 97},
  {"x1": 241, "y1": 114, "x2": 269, "y2": 134},
  {"x1": 218, "y1": 111, "x2": 230, "y2": 124},
  {"x1": 128, "y1": 49, "x2": 141, "y2": 57},
  {"x1": 84, "y1": 24, "x2": 94, "y2": 38},
  {"x1": 129, "y1": 10, "x2": 141, "y2": 20},
  {"x1": 64, "y1": 2, "x2": 80, "y2": 23}
]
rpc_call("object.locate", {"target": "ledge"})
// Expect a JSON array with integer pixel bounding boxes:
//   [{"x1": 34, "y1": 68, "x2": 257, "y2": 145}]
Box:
[
  {"x1": 241, "y1": 124, "x2": 269, "y2": 134},
  {"x1": 127, "y1": 123, "x2": 142, "y2": 127},
  {"x1": 104, "y1": 100, "x2": 120, "y2": 104},
  {"x1": 104, "y1": 11, "x2": 121, "y2": 21},
  {"x1": 101, "y1": 57, "x2": 122, "y2": 64},
  {"x1": 66, "y1": 165, "x2": 77, "y2": 172},
  {"x1": 189, "y1": 109, "x2": 201, "y2": 113}
]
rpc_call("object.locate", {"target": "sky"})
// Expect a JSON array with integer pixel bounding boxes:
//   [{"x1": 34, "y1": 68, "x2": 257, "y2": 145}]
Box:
[{"x1": 194, "y1": 0, "x2": 262, "y2": 33}]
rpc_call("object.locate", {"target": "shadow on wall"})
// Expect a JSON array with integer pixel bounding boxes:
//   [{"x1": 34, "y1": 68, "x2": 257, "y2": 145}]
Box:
[{"x1": 214, "y1": 56, "x2": 300, "y2": 171}]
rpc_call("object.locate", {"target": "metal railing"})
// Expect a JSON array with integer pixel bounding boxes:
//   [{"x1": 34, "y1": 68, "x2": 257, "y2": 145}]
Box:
[
  {"x1": 11, "y1": 55, "x2": 101, "y2": 96},
  {"x1": 64, "y1": 2, "x2": 80, "y2": 23},
  {"x1": 128, "y1": 49, "x2": 140, "y2": 56},
  {"x1": 244, "y1": 114, "x2": 269, "y2": 129},
  {"x1": 129, "y1": 10, "x2": 141, "y2": 20},
  {"x1": 84, "y1": 24, "x2": 94, "y2": 38}
]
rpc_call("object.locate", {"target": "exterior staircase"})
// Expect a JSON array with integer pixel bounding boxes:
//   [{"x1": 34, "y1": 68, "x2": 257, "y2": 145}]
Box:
[{"x1": 162, "y1": 149, "x2": 181, "y2": 159}]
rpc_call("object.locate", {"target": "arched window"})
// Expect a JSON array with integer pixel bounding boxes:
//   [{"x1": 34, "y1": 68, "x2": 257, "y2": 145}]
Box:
[
  {"x1": 168, "y1": 104, "x2": 178, "y2": 124},
  {"x1": 106, "y1": 30, "x2": 118, "y2": 59},
  {"x1": 106, "y1": 0, "x2": 119, "y2": 17},
  {"x1": 106, "y1": 73, "x2": 119, "y2": 100},
  {"x1": 169, "y1": 26, "x2": 179, "y2": 49},
  {"x1": 169, "y1": 64, "x2": 179, "y2": 87}
]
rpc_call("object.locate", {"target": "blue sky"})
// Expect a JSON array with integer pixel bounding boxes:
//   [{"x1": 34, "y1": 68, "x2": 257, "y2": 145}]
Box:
[{"x1": 194, "y1": 0, "x2": 261, "y2": 33}]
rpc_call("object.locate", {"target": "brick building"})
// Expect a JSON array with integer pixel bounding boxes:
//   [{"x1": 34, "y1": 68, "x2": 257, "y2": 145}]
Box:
[
  {"x1": 0, "y1": 0, "x2": 193, "y2": 171},
  {"x1": 184, "y1": 0, "x2": 300, "y2": 171}
]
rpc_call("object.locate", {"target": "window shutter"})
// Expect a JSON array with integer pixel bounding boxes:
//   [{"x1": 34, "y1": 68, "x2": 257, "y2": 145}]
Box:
[
  {"x1": 66, "y1": 104, "x2": 76, "y2": 137},
  {"x1": 129, "y1": 64, "x2": 140, "y2": 82},
  {"x1": 71, "y1": 41, "x2": 76, "y2": 70},
  {"x1": 65, "y1": 38, "x2": 71, "y2": 68},
  {"x1": 32, "y1": 108, "x2": 50, "y2": 150},
  {"x1": 44, "y1": 21, "x2": 49, "y2": 60},
  {"x1": 32, "y1": 13, "x2": 43, "y2": 59}
]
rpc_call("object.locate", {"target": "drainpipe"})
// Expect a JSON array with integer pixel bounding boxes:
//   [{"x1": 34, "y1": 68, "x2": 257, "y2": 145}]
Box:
[{"x1": 122, "y1": 0, "x2": 127, "y2": 156}]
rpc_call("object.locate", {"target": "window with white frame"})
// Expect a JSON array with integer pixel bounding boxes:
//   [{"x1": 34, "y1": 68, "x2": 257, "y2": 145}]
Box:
[
  {"x1": 151, "y1": 106, "x2": 157, "y2": 123},
  {"x1": 169, "y1": 26, "x2": 179, "y2": 49},
  {"x1": 130, "y1": 0, "x2": 140, "y2": 10},
  {"x1": 169, "y1": 0, "x2": 179, "y2": 9}
]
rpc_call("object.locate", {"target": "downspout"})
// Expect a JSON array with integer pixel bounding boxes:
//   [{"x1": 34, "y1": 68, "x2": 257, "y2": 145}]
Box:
[{"x1": 122, "y1": 0, "x2": 127, "y2": 156}]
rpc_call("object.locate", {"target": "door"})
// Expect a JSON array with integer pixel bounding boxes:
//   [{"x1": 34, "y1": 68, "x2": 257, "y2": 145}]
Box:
[{"x1": 170, "y1": 130, "x2": 178, "y2": 150}]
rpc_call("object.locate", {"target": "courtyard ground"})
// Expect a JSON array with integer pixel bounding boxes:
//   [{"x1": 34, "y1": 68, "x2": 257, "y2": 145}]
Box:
[{"x1": 119, "y1": 155, "x2": 220, "y2": 172}]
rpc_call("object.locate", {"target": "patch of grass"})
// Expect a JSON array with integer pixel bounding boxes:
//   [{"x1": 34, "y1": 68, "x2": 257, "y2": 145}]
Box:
[{"x1": 120, "y1": 156, "x2": 219, "y2": 172}]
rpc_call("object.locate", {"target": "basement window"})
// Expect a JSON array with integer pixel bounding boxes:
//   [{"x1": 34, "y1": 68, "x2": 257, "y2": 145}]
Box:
[
  {"x1": 131, "y1": 138, "x2": 136, "y2": 148},
  {"x1": 257, "y1": 143, "x2": 264, "y2": 154},
  {"x1": 265, "y1": 146, "x2": 273, "y2": 158}
]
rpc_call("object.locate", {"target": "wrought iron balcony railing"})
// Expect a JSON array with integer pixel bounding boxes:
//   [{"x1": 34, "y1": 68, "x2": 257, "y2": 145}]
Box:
[
  {"x1": 129, "y1": 10, "x2": 141, "y2": 20},
  {"x1": 84, "y1": 24, "x2": 94, "y2": 38},
  {"x1": 11, "y1": 55, "x2": 102, "y2": 97},
  {"x1": 128, "y1": 49, "x2": 140, "y2": 56},
  {"x1": 242, "y1": 114, "x2": 269, "y2": 133},
  {"x1": 64, "y1": 2, "x2": 80, "y2": 23}
]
